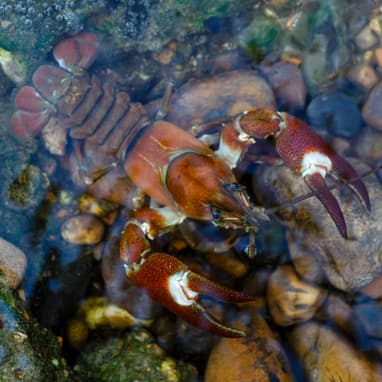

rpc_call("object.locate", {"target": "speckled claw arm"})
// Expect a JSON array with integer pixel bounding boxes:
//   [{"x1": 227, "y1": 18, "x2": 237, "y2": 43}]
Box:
[
  {"x1": 126, "y1": 252, "x2": 252, "y2": 338},
  {"x1": 120, "y1": 211, "x2": 253, "y2": 338},
  {"x1": 232, "y1": 109, "x2": 371, "y2": 238},
  {"x1": 305, "y1": 151, "x2": 371, "y2": 238}
]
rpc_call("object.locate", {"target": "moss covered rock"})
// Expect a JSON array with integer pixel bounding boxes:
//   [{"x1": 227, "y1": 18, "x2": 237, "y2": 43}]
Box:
[
  {"x1": 74, "y1": 329, "x2": 197, "y2": 381},
  {"x1": 0, "y1": 278, "x2": 72, "y2": 381}
]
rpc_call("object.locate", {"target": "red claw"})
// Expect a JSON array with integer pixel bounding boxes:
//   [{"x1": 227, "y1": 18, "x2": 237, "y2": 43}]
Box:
[
  {"x1": 329, "y1": 152, "x2": 371, "y2": 211},
  {"x1": 126, "y1": 252, "x2": 253, "y2": 338},
  {"x1": 275, "y1": 115, "x2": 371, "y2": 238},
  {"x1": 236, "y1": 110, "x2": 371, "y2": 238},
  {"x1": 304, "y1": 172, "x2": 348, "y2": 237}
]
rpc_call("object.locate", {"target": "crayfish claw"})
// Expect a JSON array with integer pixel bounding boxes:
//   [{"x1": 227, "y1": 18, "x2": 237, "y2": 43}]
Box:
[
  {"x1": 127, "y1": 252, "x2": 252, "y2": 337},
  {"x1": 180, "y1": 269, "x2": 251, "y2": 337},
  {"x1": 330, "y1": 153, "x2": 371, "y2": 211},
  {"x1": 304, "y1": 172, "x2": 348, "y2": 238},
  {"x1": 186, "y1": 269, "x2": 254, "y2": 304},
  {"x1": 190, "y1": 303, "x2": 247, "y2": 338}
]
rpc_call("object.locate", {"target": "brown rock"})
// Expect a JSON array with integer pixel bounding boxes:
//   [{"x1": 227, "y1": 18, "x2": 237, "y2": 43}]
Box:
[
  {"x1": 262, "y1": 62, "x2": 307, "y2": 109},
  {"x1": 42, "y1": 117, "x2": 67, "y2": 155},
  {"x1": 288, "y1": 321, "x2": 382, "y2": 381},
  {"x1": 205, "y1": 313, "x2": 293, "y2": 382},
  {"x1": 78, "y1": 193, "x2": 119, "y2": 224},
  {"x1": 360, "y1": 273, "x2": 382, "y2": 298},
  {"x1": 163, "y1": 70, "x2": 275, "y2": 128},
  {"x1": 78, "y1": 297, "x2": 152, "y2": 330},
  {"x1": 0, "y1": 237, "x2": 27, "y2": 288},
  {"x1": 318, "y1": 294, "x2": 354, "y2": 336},
  {"x1": 267, "y1": 265, "x2": 327, "y2": 326},
  {"x1": 67, "y1": 318, "x2": 89, "y2": 350},
  {"x1": 353, "y1": 298, "x2": 382, "y2": 352},
  {"x1": 205, "y1": 251, "x2": 249, "y2": 279},
  {"x1": 354, "y1": 126, "x2": 382, "y2": 162},
  {"x1": 61, "y1": 214, "x2": 105, "y2": 245},
  {"x1": 363, "y1": 81, "x2": 382, "y2": 131},
  {"x1": 374, "y1": 46, "x2": 382, "y2": 67},
  {"x1": 347, "y1": 63, "x2": 378, "y2": 91},
  {"x1": 210, "y1": 50, "x2": 248, "y2": 74},
  {"x1": 354, "y1": 24, "x2": 378, "y2": 51},
  {"x1": 252, "y1": 159, "x2": 382, "y2": 291}
]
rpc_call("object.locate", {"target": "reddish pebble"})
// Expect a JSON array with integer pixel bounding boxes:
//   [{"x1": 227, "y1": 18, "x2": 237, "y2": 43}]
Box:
[
  {"x1": 262, "y1": 62, "x2": 307, "y2": 109},
  {"x1": 347, "y1": 63, "x2": 378, "y2": 91},
  {"x1": 362, "y1": 81, "x2": 382, "y2": 131}
]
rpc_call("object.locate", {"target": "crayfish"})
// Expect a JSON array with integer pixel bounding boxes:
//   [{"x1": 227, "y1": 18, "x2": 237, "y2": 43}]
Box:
[{"x1": 11, "y1": 33, "x2": 370, "y2": 337}]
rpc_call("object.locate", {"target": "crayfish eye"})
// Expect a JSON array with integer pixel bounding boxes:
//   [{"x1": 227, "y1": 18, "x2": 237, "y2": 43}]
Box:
[
  {"x1": 228, "y1": 182, "x2": 241, "y2": 192},
  {"x1": 211, "y1": 207, "x2": 221, "y2": 220}
]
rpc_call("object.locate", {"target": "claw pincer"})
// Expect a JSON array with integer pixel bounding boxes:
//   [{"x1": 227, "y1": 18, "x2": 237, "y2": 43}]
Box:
[
  {"x1": 237, "y1": 110, "x2": 371, "y2": 237},
  {"x1": 121, "y1": 228, "x2": 252, "y2": 338}
]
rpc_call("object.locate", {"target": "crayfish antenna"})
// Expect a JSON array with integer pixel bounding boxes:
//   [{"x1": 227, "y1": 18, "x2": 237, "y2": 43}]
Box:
[
  {"x1": 191, "y1": 305, "x2": 247, "y2": 338},
  {"x1": 250, "y1": 206, "x2": 271, "y2": 226},
  {"x1": 154, "y1": 79, "x2": 175, "y2": 121}
]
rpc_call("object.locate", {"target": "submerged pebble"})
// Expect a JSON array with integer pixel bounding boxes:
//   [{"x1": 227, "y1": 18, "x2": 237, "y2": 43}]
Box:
[
  {"x1": 267, "y1": 264, "x2": 327, "y2": 326},
  {"x1": 354, "y1": 23, "x2": 379, "y2": 51},
  {"x1": 61, "y1": 214, "x2": 105, "y2": 245},
  {"x1": 354, "y1": 126, "x2": 382, "y2": 162},
  {"x1": 74, "y1": 328, "x2": 197, "y2": 381},
  {"x1": 374, "y1": 46, "x2": 382, "y2": 67},
  {"x1": 206, "y1": 311, "x2": 293, "y2": 382},
  {"x1": 67, "y1": 296, "x2": 152, "y2": 349},
  {"x1": 307, "y1": 92, "x2": 363, "y2": 138},
  {"x1": 360, "y1": 273, "x2": 382, "y2": 299},
  {"x1": 162, "y1": 70, "x2": 275, "y2": 128},
  {"x1": 41, "y1": 118, "x2": 67, "y2": 156},
  {"x1": 4, "y1": 164, "x2": 50, "y2": 211},
  {"x1": 0, "y1": 46, "x2": 26, "y2": 84},
  {"x1": 0, "y1": 279, "x2": 71, "y2": 380},
  {"x1": 262, "y1": 61, "x2": 306, "y2": 110},
  {"x1": 78, "y1": 194, "x2": 119, "y2": 224},
  {"x1": 78, "y1": 296, "x2": 152, "y2": 330},
  {"x1": 288, "y1": 321, "x2": 382, "y2": 381},
  {"x1": 362, "y1": 81, "x2": 382, "y2": 131},
  {"x1": 353, "y1": 297, "x2": 382, "y2": 354},
  {"x1": 0, "y1": 237, "x2": 26, "y2": 288},
  {"x1": 346, "y1": 63, "x2": 378, "y2": 91}
]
